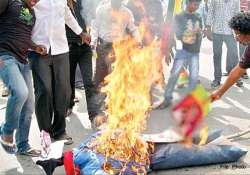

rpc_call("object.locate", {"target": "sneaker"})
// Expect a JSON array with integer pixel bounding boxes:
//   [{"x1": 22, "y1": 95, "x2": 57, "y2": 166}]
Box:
[
  {"x1": 157, "y1": 99, "x2": 172, "y2": 110},
  {"x1": 52, "y1": 133, "x2": 73, "y2": 145},
  {"x1": 242, "y1": 73, "x2": 249, "y2": 79},
  {"x1": 236, "y1": 79, "x2": 243, "y2": 87},
  {"x1": 211, "y1": 80, "x2": 220, "y2": 88}
]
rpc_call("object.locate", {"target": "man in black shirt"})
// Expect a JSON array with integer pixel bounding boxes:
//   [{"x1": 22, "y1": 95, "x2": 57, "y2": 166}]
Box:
[
  {"x1": 0, "y1": 0, "x2": 43, "y2": 156},
  {"x1": 212, "y1": 12, "x2": 250, "y2": 101},
  {"x1": 159, "y1": 0, "x2": 202, "y2": 109},
  {"x1": 66, "y1": 0, "x2": 99, "y2": 123}
]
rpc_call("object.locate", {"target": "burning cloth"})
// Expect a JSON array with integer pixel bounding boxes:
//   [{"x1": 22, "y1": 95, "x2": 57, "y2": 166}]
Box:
[{"x1": 72, "y1": 130, "x2": 247, "y2": 175}]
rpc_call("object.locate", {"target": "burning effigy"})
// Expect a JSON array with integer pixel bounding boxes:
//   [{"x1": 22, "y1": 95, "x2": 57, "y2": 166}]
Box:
[
  {"x1": 70, "y1": 36, "x2": 247, "y2": 174},
  {"x1": 36, "y1": 36, "x2": 247, "y2": 175},
  {"x1": 74, "y1": 35, "x2": 163, "y2": 174}
]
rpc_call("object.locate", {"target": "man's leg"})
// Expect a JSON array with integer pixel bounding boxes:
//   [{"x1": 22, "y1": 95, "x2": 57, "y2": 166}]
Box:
[
  {"x1": 159, "y1": 50, "x2": 187, "y2": 109},
  {"x1": 187, "y1": 53, "x2": 199, "y2": 92},
  {"x1": 15, "y1": 63, "x2": 34, "y2": 152},
  {"x1": 0, "y1": 55, "x2": 29, "y2": 153},
  {"x1": 51, "y1": 53, "x2": 71, "y2": 141},
  {"x1": 212, "y1": 33, "x2": 223, "y2": 87},
  {"x1": 94, "y1": 44, "x2": 111, "y2": 88},
  {"x1": 225, "y1": 35, "x2": 239, "y2": 72},
  {"x1": 78, "y1": 45, "x2": 99, "y2": 121},
  {"x1": 68, "y1": 44, "x2": 78, "y2": 114},
  {"x1": 224, "y1": 35, "x2": 243, "y2": 87},
  {"x1": 29, "y1": 52, "x2": 53, "y2": 134}
]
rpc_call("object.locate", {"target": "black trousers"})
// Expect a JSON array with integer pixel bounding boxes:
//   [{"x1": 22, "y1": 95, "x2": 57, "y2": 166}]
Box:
[
  {"x1": 29, "y1": 51, "x2": 71, "y2": 138},
  {"x1": 69, "y1": 43, "x2": 98, "y2": 121},
  {"x1": 94, "y1": 42, "x2": 114, "y2": 88}
]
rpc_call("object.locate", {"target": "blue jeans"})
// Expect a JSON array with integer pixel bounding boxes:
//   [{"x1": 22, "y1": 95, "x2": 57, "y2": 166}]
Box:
[
  {"x1": 212, "y1": 33, "x2": 238, "y2": 82},
  {"x1": 0, "y1": 54, "x2": 34, "y2": 152},
  {"x1": 164, "y1": 49, "x2": 199, "y2": 100}
]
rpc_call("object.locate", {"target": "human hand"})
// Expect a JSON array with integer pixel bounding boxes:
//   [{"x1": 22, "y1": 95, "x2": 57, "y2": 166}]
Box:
[
  {"x1": 203, "y1": 27, "x2": 213, "y2": 41},
  {"x1": 80, "y1": 32, "x2": 91, "y2": 45},
  {"x1": 210, "y1": 90, "x2": 222, "y2": 102},
  {"x1": 35, "y1": 45, "x2": 47, "y2": 55}
]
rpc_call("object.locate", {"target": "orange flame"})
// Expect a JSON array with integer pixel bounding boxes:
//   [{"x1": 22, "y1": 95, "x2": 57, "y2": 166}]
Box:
[
  {"x1": 199, "y1": 125, "x2": 209, "y2": 146},
  {"x1": 91, "y1": 26, "x2": 163, "y2": 173}
]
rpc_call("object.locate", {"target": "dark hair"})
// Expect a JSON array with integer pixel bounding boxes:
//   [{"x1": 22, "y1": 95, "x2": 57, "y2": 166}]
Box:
[
  {"x1": 229, "y1": 12, "x2": 250, "y2": 35},
  {"x1": 186, "y1": 0, "x2": 202, "y2": 4}
]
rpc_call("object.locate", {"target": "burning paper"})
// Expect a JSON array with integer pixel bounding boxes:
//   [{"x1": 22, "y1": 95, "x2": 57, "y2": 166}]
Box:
[
  {"x1": 172, "y1": 85, "x2": 211, "y2": 138},
  {"x1": 40, "y1": 130, "x2": 51, "y2": 158},
  {"x1": 40, "y1": 131, "x2": 64, "y2": 160}
]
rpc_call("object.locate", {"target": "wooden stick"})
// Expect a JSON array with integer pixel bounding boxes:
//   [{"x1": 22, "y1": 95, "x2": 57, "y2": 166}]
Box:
[{"x1": 227, "y1": 129, "x2": 250, "y2": 139}]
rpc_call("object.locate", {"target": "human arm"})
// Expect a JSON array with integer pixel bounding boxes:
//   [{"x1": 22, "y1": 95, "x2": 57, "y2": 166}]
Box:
[
  {"x1": 90, "y1": 6, "x2": 102, "y2": 49},
  {"x1": 173, "y1": 15, "x2": 182, "y2": 41},
  {"x1": 90, "y1": 19, "x2": 99, "y2": 49},
  {"x1": 64, "y1": 3, "x2": 91, "y2": 44},
  {"x1": 211, "y1": 64, "x2": 246, "y2": 102},
  {"x1": 204, "y1": 0, "x2": 214, "y2": 39},
  {"x1": 65, "y1": 4, "x2": 82, "y2": 35},
  {"x1": 126, "y1": 9, "x2": 141, "y2": 45},
  {"x1": 30, "y1": 42, "x2": 47, "y2": 55}
]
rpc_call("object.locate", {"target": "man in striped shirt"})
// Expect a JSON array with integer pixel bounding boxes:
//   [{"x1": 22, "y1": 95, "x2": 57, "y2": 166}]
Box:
[{"x1": 205, "y1": 0, "x2": 242, "y2": 88}]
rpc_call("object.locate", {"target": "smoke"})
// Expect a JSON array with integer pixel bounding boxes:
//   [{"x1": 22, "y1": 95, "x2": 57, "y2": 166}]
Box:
[
  {"x1": 80, "y1": 0, "x2": 98, "y2": 27},
  {"x1": 80, "y1": 0, "x2": 167, "y2": 33}
]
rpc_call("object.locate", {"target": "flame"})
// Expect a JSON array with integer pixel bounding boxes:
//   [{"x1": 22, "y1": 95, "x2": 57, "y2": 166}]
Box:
[
  {"x1": 91, "y1": 24, "x2": 163, "y2": 173},
  {"x1": 199, "y1": 125, "x2": 209, "y2": 146}
]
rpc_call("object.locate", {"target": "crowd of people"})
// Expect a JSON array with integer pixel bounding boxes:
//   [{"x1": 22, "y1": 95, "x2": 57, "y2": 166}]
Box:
[{"x1": 0, "y1": 0, "x2": 250, "y2": 159}]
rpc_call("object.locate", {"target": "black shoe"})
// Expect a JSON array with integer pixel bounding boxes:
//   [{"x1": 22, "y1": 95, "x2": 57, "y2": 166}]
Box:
[
  {"x1": 236, "y1": 79, "x2": 243, "y2": 87},
  {"x1": 52, "y1": 133, "x2": 73, "y2": 145},
  {"x1": 211, "y1": 80, "x2": 220, "y2": 88}
]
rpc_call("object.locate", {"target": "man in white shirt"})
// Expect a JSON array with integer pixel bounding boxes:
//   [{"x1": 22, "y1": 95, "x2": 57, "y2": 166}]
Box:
[
  {"x1": 29, "y1": 0, "x2": 90, "y2": 145},
  {"x1": 88, "y1": 0, "x2": 140, "y2": 129},
  {"x1": 91, "y1": 0, "x2": 140, "y2": 87}
]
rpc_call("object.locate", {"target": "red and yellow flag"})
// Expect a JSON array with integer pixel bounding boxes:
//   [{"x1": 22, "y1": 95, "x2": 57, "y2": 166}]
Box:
[{"x1": 172, "y1": 85, "x2": 211, "y2": 137}]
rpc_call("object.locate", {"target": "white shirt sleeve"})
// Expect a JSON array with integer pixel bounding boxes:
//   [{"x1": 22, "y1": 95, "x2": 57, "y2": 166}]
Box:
[
  {"x1": 90, "y1": 7, "x2": 101, "y2": 46},
  {"x1": 65, "y1": 4, "x2": 82, "y2": 35},
  {"x1": 126, "y1": 9, "x2": 141, "y2": 43}
]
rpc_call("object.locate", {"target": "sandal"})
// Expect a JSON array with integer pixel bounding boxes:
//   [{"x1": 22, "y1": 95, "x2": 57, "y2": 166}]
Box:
[
  {"x1": 0, "y1": 136, "x2": 16, "y2": 154},
  {"x1": 19, "y1": 148, "x2": 41, "y2": 157}
]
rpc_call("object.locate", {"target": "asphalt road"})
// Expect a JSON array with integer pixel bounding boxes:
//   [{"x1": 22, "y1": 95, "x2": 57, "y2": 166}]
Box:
[{"x1": 0, "y1": 39, "x2": 250, "y2": 175}]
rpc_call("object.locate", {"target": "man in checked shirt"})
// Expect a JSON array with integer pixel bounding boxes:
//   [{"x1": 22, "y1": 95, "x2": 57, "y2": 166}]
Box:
[{"x1": 205, "y1": 0, "x2": 243, "y2": 88}]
